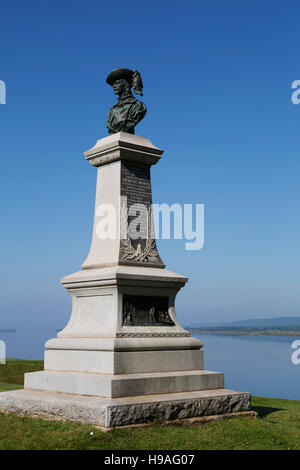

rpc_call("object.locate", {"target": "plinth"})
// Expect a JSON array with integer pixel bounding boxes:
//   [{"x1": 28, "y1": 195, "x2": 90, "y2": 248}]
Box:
[{"x1": 0, "y1": 133, "x2": 250, "y2": 427}]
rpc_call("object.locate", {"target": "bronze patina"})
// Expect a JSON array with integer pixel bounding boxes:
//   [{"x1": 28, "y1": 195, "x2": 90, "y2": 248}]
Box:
[{"x1": 106, "y1": 68, "x2": 147, "y2": 134}]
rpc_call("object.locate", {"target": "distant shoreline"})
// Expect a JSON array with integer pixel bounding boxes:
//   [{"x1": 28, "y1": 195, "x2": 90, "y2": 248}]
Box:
[{"x1": 187, "y1": 329, "x2": 300, "y2": 336}]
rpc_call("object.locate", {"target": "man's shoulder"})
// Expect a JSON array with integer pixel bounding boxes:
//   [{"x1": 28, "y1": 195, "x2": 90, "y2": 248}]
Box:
[{"x1": 132, "y1": 98, "x2": 146, "y2": 108}]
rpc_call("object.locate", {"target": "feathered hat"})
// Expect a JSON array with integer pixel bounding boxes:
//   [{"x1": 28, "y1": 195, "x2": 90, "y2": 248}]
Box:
[{"x1": 106, "y1": 68, "x2": 144, "y2": 96}]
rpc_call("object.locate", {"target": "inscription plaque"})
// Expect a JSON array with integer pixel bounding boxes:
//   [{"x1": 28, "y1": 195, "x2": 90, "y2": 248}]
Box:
[{"x1": 120, "y1": 162, "x2": 164, "y2": 266}]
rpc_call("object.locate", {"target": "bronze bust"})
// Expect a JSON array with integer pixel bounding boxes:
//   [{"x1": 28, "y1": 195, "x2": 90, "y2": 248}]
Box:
[{"x1": 106, "y1": 68, "x2": 147, "y2": 135}]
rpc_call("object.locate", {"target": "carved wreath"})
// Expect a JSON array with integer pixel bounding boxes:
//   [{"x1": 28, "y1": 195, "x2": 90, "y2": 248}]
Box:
[{"x1": 120, "y1": 203, "x2": 160, "y2": 263}]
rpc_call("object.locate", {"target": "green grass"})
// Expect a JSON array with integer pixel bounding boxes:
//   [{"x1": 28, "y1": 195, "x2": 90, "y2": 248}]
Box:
[
  {"x1": 0, "y1": 383, "x2": 23, "y2": 392},
  {"x1": 0, "y1": 358, "x2": 44, "y2": 386},
  {"x1": 0, "y1": 359, "x2": 299, "y2": 450}
]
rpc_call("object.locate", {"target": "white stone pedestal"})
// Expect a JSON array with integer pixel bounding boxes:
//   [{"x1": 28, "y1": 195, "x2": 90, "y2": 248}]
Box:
[{"x1": 0, "y1": 133, "x2": 251, "y2": 427}]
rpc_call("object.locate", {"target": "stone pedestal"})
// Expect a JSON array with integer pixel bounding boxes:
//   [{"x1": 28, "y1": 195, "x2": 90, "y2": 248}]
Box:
[{"x1": 0, "y1": 133, "x2": 251, "y2": 427}]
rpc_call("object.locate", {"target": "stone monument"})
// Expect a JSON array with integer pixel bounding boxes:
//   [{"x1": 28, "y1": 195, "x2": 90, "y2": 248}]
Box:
[{"x1": 0, "y1": 69, "x2": 251, "y2": 427}]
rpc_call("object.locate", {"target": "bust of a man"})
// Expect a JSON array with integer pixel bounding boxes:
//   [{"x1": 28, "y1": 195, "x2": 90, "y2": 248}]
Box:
[{"x1": 105, "y1": 68, "x2": 147, "y2": 135}]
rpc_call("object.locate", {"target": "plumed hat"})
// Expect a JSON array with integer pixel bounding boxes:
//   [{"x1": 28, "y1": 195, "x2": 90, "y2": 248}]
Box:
[{"x1": 106, "y1": 68, "x2": 144, "y2": 95}]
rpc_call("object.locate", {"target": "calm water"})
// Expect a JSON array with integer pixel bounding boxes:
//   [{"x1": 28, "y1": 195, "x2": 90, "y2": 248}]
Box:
[
  {"x1": 196, "y1": 333, "x2": 300, "y2": 401},
  {"x1": 0, "y1": 330, "x2": 299, "y2": 401}
]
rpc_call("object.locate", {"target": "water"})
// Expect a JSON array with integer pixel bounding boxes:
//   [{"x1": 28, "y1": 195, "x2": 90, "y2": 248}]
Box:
[
  {"x1": 195, "y1": 333, "x2": 300, "y2": 401},
  {"x1": 0, "y1": 329, "x2": 57, "y2": 361},
  {"x1": 0, "y1": 330, "x2": 299, "y2": 401}
]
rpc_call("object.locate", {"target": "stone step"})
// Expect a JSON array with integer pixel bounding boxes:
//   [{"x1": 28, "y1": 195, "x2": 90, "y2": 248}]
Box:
[
  {"x1": 25, "y1": 369, "x2": 224, "y2": 398},
  {"x1": 0, "y1": 388, "x2": 251, "y2": 428},
  {"x1": 44, "y1": 349, "x2": 204, "y2": 374}
]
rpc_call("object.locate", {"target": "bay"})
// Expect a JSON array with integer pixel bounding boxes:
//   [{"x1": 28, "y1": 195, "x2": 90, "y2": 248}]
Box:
[{"x1": 195, "y1": 333, "x2": 300, "y2": 401}]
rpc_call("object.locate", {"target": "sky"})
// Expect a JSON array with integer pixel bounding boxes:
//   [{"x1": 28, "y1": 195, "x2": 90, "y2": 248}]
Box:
[{"x1": 0, "y1": 0, "x2": 299, "y2": 331}]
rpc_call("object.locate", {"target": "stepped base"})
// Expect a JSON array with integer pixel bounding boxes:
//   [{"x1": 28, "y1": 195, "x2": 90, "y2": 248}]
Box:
[
  {"x1": 24, "y1": 369, "x2": 223, "y2": 398},
  {"x1": 44, "y1": 349, "x2": 204, "y2": 375},
  {"x1": 0, "y1": 388, "x2": 251, "y2": 428}
]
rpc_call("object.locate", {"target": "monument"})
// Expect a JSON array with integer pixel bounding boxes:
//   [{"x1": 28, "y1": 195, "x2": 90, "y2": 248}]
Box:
[{"x1": 0, "y1": 69, "x2": 251, "y2": 427}]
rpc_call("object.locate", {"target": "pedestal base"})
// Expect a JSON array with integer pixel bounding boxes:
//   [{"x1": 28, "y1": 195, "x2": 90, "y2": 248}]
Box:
[
  {"x1": 44, "y1": 349, "x2": 204, "y2": 375},
  {"x1": 0, "y1": 388, "x2": 251, "y2": 428},
  {"x1": 24, "y1": 369, "x2": 223, "y2": 398}
]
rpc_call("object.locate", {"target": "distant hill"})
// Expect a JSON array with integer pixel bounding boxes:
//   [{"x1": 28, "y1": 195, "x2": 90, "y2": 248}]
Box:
[{"x1": 188, "y1": 316, "x2": 300, "y2": 330}]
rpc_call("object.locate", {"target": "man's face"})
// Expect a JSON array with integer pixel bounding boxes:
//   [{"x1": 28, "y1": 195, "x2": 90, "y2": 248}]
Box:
[{"x1": 113, "y1": 79, "x2": 127, "y2": 95}]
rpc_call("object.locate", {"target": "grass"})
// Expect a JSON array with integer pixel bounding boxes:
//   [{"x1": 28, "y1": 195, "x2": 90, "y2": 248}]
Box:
[
  {"x1": 0, "y1": 383, "x2": 23, "y2": 392},
  {"x1": 0, "y1": 358, "x2": 44, "y2": 386},
  {"x1": 0, "y1": 359, "x2": 299, "y2": 450}
]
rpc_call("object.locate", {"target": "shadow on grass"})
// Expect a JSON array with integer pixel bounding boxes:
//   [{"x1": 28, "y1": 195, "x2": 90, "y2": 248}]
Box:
[{"x1": 252, "y1": 405, "x2": 284, "y2": 418}]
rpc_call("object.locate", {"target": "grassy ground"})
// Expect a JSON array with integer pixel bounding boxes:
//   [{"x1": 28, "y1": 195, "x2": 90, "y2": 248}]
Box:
[
  {"x1": 0, "y1": 359, "x2": 299, "y2": 450},
  {"x1": 0, "y1": 358, "x2": 44, "y2": 386}
]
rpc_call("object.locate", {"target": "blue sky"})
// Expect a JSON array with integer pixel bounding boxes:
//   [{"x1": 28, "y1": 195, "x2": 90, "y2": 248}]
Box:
[{"x1": 0, "y1": 0, "x2": 299, "y2": 330}]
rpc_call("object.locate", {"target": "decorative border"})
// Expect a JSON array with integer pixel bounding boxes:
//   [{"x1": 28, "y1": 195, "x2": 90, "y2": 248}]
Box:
[
  {"x1": 86, "y1": 150, "x2": 120, "y2": 167},
  {"x1": 116, "y1": 332, "x2": 190, "y2": 338}
]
